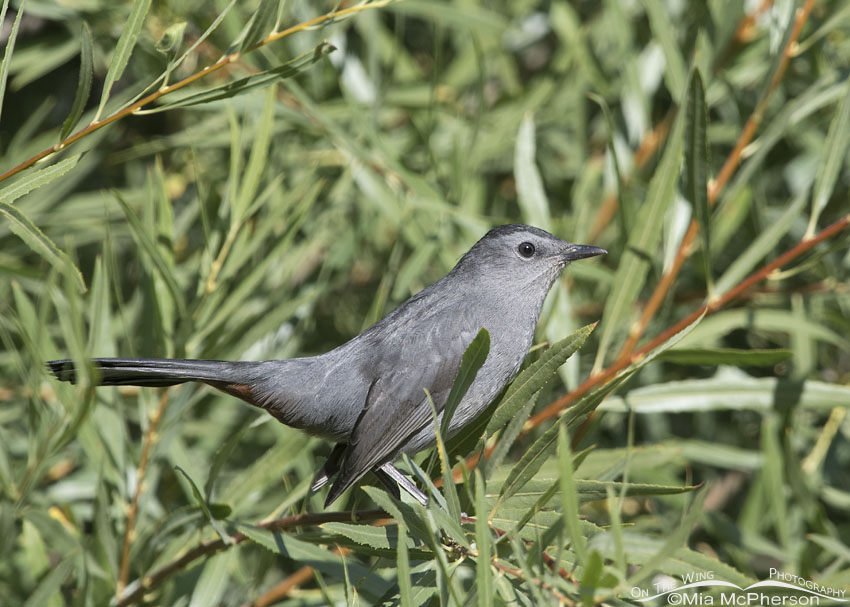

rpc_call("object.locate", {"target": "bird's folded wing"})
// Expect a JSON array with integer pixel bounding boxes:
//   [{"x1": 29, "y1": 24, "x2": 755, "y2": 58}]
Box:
[{"x1": 325, "y1": 326, "x2": 476, "y2": 505}]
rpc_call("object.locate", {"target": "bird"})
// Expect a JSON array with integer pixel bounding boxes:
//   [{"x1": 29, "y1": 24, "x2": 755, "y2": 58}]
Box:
[{"x1": 48, "y1": 224, "x2": 606, "y2": 507}]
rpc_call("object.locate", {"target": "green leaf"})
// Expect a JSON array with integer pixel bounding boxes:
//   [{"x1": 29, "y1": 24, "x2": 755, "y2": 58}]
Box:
[
  {"x1": 684, "y1": 69, "x2": 712, "y2": 293},
  {"x1": 114, "y1": 192, "x2": 186, "y2": 316},
  {"x1": 807, "y1": 76, "x2": 850, "y2": 237},
  {"x1": 714, "y1": 194, "x2": 807, "y2": 296},
  {"x1": 761, "y1": 415, "x2": 790, "y2": 550},
  {"x1": 657, "y1": 347, "x2": 793, "y2": 366},
  {"x1": 0, "y1": 0, "x2": 26, "y2": 125},
  {"x1": 558, "y1": 425, "x2": 587, "y2": 563},
  {"x1": 590, "y1": 532, "x2": 753, "y2": 586},
  {"x1": 589, "y1": 92, "x2": 634, "y2": 240},
  {"x1": 627, "y1": 488, "x2": 707, "y2": 587},
  {"x1": 362, "y1": 486, "x2": 432, "y2": 545},
  {"x1": 95, "y1": 0, "x2": 152, "y2": 120},
  {"x1": 442, "y1": 327, "x2": 490, "y2": 436},
  {"x1": 483, "y1": 393, "x2": 537, "y2": 477},
  {"x1": 594, "y1": 87, "x2": 686, "y2": 368},
  {"x1": 493, "y1": 476, "x2": 695, "y2": 516},
  {"x1": 397, "y1": 522, "x2": 414, "y2": 607},
  {"x1": 0, "y1": 155, "x2": 80, "y2": 204},
  {"x1": 0, "y1": 202, "x2": 85, "y2": 292},
  {"x1": 175, "y1": 466, "x2": 233, "y2": 545},
  {"x1": 188, "y1": 551, "x2": 234, "y2": 607},
  {"x1": 640, "y1": 0, "x2": 687, "y2": 101},
  {"x1": 234, "y1": 522, "x2": 391, "y2": 599},
  {"x1": 156, "y1": 21, "x2": 188, "y2": 87},
  {"x1": 807, "y1": 534, "x2": 850, "y2": 562},
  {"x1": 60, "y1": 23, "x2": 93, "y2": 141},
  {"x1": 23, "y1": 553, "x2": 76, "y2": 607},
  {"x1": 233, "y1": 83, "x2": 277, "y2": 223},
  {"x1": 599, "y1": 375, "x2": 850, "y2": 414},
  {"x1": 427, "y1": 388, "x2": 462, "y2": 523},
  {"x1": 503, "y1": 446, "x2": 594, "y2": 535},
  {"x1": 238, "y1": 0, "x2": 279, "y2": 52},
  {"x1": 487, "y1": 324, "x2": 595, "y2": 435},
  {"x1": 514, "y1": 113, "x2": 551, "y2": 228},
  {"x1": 474, "y1": 470, "x2": 493, "y2": 607},
  {"x1": 321, "y1": 522, "x2": 418, "y2": 553},
  {"x1": 496, "y1": 380, "x2": 622, "y2": 505},
  {"x1": 171, "y1": 0, "x2": 237, "y2": 73},
  {"x1": 152, "y1": 42, "x2": 334, "y2": 112},
  {"x1": 678, "y1": 308, "x2": 846, "y2": 350},
  {"x1": 155, "y1": 20, "x2": 187, "y2": 55}
]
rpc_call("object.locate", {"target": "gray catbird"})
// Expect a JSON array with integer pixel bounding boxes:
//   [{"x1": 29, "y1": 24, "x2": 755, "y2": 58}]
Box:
[{"x1": 48, "y1": 224, "x2": 605, "y2": 506}]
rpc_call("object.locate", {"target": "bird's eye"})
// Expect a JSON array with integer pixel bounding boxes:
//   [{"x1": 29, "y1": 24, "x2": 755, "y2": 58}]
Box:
[{"x1": 518, "y1": 242, "x2": 535, "y2": 258}]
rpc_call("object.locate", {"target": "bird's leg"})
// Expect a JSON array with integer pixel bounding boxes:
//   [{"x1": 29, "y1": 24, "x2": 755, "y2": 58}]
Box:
[
  {"x1": 378, "y1": 462, "x2": 430, "y2": 506},
  {"x1": 371, "y1": 467, "x2": 402, "y2": 500}
]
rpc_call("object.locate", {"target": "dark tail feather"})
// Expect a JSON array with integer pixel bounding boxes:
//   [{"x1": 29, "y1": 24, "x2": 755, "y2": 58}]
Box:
[{"x1": 46, "y1": 358, "x2": 242, "y2": 387}]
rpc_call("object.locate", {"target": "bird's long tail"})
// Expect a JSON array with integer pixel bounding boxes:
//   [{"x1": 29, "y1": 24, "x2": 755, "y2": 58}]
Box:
[{"x1": 46, "y1": 358, "x2": 247, "y2": 387}]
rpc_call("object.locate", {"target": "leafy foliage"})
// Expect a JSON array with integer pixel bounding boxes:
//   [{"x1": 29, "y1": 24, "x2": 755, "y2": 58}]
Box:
[{"x1": 1, "y1": 0, "x2": 849, "y2": 605}]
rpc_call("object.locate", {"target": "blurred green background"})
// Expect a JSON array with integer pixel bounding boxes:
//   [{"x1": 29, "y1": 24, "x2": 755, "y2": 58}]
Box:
[{"x1": 1, "y1": 0, "x2": 849, "y2": 605}]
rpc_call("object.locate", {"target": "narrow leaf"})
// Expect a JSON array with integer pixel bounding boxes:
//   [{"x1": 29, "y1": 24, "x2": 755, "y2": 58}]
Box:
[
  {"x1": 0, "y1": 155, "x2": 80, "y2": 204},
  {"x1": 95, "y1": 0, "x2": 152, "y2": 120},
  {"x1": 474, "y1": 470, "x2": 493, "y2": 607},
  {"x1": 487, "y1": 324, "x2": 594, "y2": 435},
  {"x1": 397, "y1": 522, "x2": 414, "y2": 607},
  {"x1": 641, "y1": 0, "x2": 687, "y2": 101},
  {"x1": 627, "y1": 488, "x2": 707, "y2": 587},
  {"x1": 234, "y1": 523, "x2": 389, "y2": 598},
  {"x1": 60, "y1": 23, "x2": 93, "y2": 140},
  {"x1": 22, "y1": 553, "x2": 75, "y2": 607},
  {"x1": 514, "y1": 113, "x2": 551, "y2": 228},
  {"x1": 426, "y1": 389, "x2": 462, "y2": 522},
  {"x1": 657, "y1": 347, "x2": 793, "y2": 366},
  {"x1": 239, "y1": 0, "x2": 279, "y2": 52},
  {"x1": 807, "y1": 77, "x2": 850, "y2": 237},
  {"x1": 156, "y1": 21, "x2": 188, "y2": 86},
  {"x1": 153, "y1": 42, "x2": 334, "y2": 112},
  {"x1": 599, "y1": 375, "x2": 850, "y2": 414},
  {"x1": 497, "y1": 380, "x2": 622, "y2": 504},
  {"x1": 714, "y1": 194, "x2": 807, "y2": 296},
  {"x1": 320, "y1": 522, "x2": 413, "y2": 552},
  {"x1": 0, "y1": 0, "x2": 26, "y2": 125},
  {"x1": 684, "y1": 69, "x2": 712, "y2": 292},
  {"x1": 188, "y1": 551, "x2": 234, "y2": 607},
  {"x1": 114, "y1": 192, "x2": 186, "y2": 316},
  {"x1": 0, "y1": 202, "x2": 85, "y2": 291},
  {"x1": 175, "y1": 466, "x2": 233, "y2": 544},
  {"x1": 590, "y1": 92, "x2": 634, "y2": 240},
  {"x1": 234, "y1": 83, "x2": 277, "y2": 222},
  {"x1": 362, "y1": 486, "x2": 432, "y2": 544},
  {"x1": 558, "y1": 425, "x2": 588, "y2": 563},
  {"x1": 442, "y1": 328, "x2": 490, "y2": 436}
]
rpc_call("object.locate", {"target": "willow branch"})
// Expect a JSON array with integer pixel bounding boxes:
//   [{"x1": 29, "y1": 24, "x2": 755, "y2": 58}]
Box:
[{"x1": 0, "y1": 0, "x2": 395, "y2": 184}]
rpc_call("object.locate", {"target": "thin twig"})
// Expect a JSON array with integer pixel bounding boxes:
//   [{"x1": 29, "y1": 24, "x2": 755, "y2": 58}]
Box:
[
  {"x1": 116, "y1": 389, "x2": 170, "y2": 597},
  {"x1": 0, "y1": 0, "x2": 395, "y2": 184}
]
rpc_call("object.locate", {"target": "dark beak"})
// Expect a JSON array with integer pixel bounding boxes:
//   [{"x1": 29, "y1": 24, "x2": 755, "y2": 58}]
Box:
[{"x1": 564, "y1": 244, "x2": 607, "y2": 262}]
